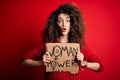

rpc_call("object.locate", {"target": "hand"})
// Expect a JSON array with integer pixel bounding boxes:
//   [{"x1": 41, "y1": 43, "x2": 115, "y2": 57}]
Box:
[
  {"x1": 58, "y1": 68, "x2": 63, "y2": 72},
  {"x1": 77, "y1": 52, "x2": 84, "y2": 61},
  {"x1": 76, "y1": 52, "x2": 84, "y2": 66},
  {"x1": 43, "y1": 52, "x2": 50, "y2": 66}
]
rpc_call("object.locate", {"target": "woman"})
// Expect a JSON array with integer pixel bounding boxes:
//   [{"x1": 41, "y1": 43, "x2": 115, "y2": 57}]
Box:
[{"x1": 23, "y1": 3, "x2": 103, "y2": 80}]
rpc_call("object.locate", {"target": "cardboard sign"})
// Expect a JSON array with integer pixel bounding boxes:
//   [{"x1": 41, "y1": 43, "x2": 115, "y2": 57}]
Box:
[{"x1": 46, "y1": 43, "x2": 80, "y2": 74}]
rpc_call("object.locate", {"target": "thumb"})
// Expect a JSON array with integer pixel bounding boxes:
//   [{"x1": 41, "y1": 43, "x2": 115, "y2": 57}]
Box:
[{"x1": 81, "y1": 60, "x2": 84, "y2": 66}]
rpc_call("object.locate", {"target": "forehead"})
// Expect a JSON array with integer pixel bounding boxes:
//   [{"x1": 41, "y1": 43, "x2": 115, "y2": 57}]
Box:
[{"x1": 58, "y1": 13, "x2": 70, "y2": 19}]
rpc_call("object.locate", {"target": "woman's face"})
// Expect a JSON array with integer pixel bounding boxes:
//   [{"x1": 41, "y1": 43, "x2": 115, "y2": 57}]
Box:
[{"x1": 57, "y1": 13, "x2": 70, "y2": 36}]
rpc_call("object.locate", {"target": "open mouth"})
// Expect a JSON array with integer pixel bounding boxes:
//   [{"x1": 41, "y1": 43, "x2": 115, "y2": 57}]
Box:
[{"x1": 61, "y1": 28, "x2": 66, "y2": 32}]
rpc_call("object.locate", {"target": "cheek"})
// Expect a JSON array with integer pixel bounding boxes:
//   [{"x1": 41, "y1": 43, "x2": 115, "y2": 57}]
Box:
[
  {"x1": 57, "y1": 23, "x2": 62, "y2": 28},
  {"x1": 68, "y1": 27, "x2": 70, "y2": 32},
  {"x1": 67, "y1": 24, "x2": 71, "y2": 31}
]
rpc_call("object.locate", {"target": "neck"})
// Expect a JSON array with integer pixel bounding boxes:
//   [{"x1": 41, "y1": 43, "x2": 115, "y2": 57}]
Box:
[{"x1": 59, "y1": 35, "x2": 69, "y2": 43}]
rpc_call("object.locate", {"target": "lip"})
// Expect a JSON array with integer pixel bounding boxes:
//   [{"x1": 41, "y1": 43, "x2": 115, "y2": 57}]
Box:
[{"x1": 61, "y1": 28, "x2": 66, "y2": 32}]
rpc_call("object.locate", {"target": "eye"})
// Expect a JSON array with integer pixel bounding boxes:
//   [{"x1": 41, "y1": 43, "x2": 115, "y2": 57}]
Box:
[
  {"x1": 66, "y1": 19, "x2": 70, "y2": 22},
  {"x1": 66, "y1": 18, "x2": 70, "y2": 22},
  {"x1": 57, "y1": 19, "x2": 62, "y2": 23}
]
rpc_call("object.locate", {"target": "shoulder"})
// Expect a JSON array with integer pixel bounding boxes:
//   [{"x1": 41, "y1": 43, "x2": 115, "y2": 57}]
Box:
[{"x1": 80, "y1": 45, "x2": 91, "y2": 54}]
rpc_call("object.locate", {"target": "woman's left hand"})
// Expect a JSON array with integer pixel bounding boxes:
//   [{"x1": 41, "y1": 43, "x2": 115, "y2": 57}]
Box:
[
  {"x1": 77, "y1": 52, "x2": 85, "y2": 66},
  {"x1": 77, "y1": 52, "x2": 84, "y2": 61}
]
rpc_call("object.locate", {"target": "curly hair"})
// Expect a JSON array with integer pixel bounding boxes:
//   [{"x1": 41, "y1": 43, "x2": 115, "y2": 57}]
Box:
[{"x1": 42, "y1": 3, "x2": 86, "y2": 48}]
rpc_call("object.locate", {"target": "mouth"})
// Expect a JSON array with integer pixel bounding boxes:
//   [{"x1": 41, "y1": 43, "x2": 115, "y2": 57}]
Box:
[{"x1": 61, "y1": 28, "x2": 66, "y2": 32}]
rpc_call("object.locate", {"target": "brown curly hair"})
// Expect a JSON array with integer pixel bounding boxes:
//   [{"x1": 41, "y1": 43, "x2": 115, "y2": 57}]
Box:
[{"x1": 42, "y1": 3, "x2": 86, "y2": 48}]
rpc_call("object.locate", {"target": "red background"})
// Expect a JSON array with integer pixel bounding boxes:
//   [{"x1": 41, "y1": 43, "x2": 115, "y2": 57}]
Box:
[{"x1": 0, "y1": 0, "x2": 120, "y2": 80}]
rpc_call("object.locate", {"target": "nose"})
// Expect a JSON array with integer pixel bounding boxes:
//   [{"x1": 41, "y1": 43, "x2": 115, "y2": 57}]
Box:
[{"x1": 62, "y1": 20, "x2": 66, "y2": 27}]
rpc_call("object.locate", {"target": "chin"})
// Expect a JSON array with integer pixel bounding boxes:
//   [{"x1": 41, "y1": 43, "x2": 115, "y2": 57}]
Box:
[{"x1": 62, "y1": 32, "x2": 68, "y2": 36}]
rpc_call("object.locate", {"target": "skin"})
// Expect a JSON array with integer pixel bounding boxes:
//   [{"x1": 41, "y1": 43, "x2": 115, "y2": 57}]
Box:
[{"x1": 23, "y1": 13, "x2": 100, "y2": 71}]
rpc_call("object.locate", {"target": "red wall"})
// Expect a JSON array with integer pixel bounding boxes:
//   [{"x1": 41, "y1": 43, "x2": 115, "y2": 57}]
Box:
[{"x1": 0, "y1": 0, "x2": 120, "y2": 80}]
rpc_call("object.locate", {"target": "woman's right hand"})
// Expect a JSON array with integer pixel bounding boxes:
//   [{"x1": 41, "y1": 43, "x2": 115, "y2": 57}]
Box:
[{"x1": 43, "y1": 52, "x2": 50, "y2": 66}]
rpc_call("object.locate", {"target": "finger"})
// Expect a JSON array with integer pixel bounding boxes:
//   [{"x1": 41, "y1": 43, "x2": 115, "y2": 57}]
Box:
[
  {"x1": 46, "y1": 53, "x2": 51, "y2": 58},
  {"x1": 43, "y1": 57, "x2": 50, "y2": 62},
  {"x1": 44, "y1": 57, "x2": 50, "y2": 61},
  {"x1": 58, "y1": 68, "x2": 63, "y2": 72},
  {"x1": 77, "y1": 52, "x2": 82, "y2": 57},
  {"x1": 44, "y1": 61, "x2": 50, "y2": 66},
  {"x1": 43, "y1": 54, "x2": 50, "y2": 59},
  {"x1": 44, "y1": 59, "x2": 51, "y2": 63},
  {"x1": 78, "y1": 52, "x2": 84, "y2": 60},
  {"x1": 46, "y1": 57, "x2": 50, "y2": 59},
  {"x1": 72, "y1": 72, "x2": 76, "y2": 74},
  {"x1": 45, "y1": 58, "x2": 50, "y2": 62},
  {"x1": 45, "y1": 59, "x2": 50, "y2": 62},
  {"x1": 81, "y1": 60, "x2": 84, "y2": 66},
  {"x1": 77, "y1": 52, "x2": 81, "y2": 55},
  {"x1": 60, "y1": 68, "x2": 63, "y2": 72},
  {"x1": 46, "y1": 52, "x2": 50, "y2": 56},
  {"x1": 46, "y1": 56, "x2": 50, "y2": 58},
  {"x1": 78, "y1": 52, "x2": 84, "y2": 55}
]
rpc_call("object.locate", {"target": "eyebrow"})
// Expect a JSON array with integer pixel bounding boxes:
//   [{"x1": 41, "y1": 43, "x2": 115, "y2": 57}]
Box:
[
  {"x1": 58, "y1": 16, "x2": 70, "y2": 19},
  {"x1": 66, "y1": 17, "x2": 70, "y2": 19}
]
